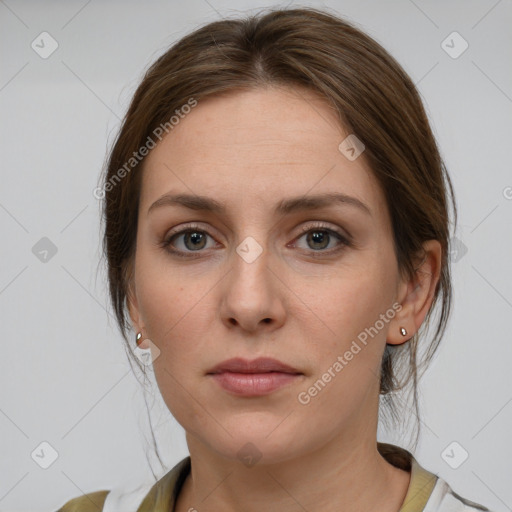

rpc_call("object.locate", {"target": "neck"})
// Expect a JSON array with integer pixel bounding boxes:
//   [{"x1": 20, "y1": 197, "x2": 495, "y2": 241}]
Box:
[{"x1": 175, "y1": 431, "x2": 410, "y2": 512}]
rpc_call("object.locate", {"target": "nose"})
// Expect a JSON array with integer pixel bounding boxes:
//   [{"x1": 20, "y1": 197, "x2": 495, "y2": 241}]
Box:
[{"x1": 219, "y1": 243, "x2": 286, "y2": 334}]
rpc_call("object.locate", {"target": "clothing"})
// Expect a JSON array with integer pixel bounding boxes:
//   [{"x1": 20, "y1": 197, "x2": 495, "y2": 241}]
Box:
[{"x1": 55, "y1": 443, "x2": 492, "y2": 512}]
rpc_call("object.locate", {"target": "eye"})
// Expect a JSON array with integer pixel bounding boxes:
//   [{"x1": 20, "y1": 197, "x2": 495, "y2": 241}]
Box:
[
  {"x1": 291, "y1": 223, "x2": 351, "y2": 255},
  {"x1": 160, "y1": 222, "x2": 351, "y2": 259},
  {"x1": 161, "y1": 224, "x2": 217, "y2": 258}
]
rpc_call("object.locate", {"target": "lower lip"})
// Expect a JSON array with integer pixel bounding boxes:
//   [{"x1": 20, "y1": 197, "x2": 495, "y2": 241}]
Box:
[{"x1": 209, "y1": 372, "x2": 301, "y2": 396}]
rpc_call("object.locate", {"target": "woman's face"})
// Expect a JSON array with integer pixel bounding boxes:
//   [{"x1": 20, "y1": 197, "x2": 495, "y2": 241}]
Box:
[{"x1": 129, "y1": 86, "x2": 410, "y2": 464}]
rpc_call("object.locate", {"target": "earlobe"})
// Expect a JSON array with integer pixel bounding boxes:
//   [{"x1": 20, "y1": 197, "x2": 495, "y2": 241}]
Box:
[
  {"x1": 127, "y1": 289, "x2": 150, "y2": 350},
  {"x1": 386, "y1": 240, "x2": 442, "y2": 346},
  {"x1": 126, "y1": 281, "x2": 151, "y2": 350},
  {"x1": 386, "y1": 323, "x2": 411, "y2": 346}
]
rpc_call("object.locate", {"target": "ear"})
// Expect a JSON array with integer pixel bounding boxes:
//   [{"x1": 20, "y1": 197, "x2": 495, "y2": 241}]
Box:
[
  {"x1": 126, "y1": 279, "x2": 150, "y2": 350},
  {"x1": 386, "y1": 240, "x2": 442, "y2": 346}
]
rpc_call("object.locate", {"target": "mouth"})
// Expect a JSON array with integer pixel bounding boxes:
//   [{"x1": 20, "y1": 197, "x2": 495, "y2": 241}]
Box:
[
  {"x1": 206, "y1": 357, "x2": 303, "y2": 396},
  {"x1": 207, "y1": 357, "x2": 302, "y2": 375}
]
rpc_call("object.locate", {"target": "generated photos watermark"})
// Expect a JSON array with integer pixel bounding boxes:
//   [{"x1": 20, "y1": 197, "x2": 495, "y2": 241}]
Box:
[
  {"x1": 297, "y1": 302, "x2": 402, "y2": 405},
  {"x1": 93, "y1": 97, "x2": 198, "y2": 199}
]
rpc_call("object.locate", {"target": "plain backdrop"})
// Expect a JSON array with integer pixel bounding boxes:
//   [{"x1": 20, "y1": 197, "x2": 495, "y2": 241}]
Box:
[{"x1": 1, "y1": 1, "x2": 511, "y2": 511}]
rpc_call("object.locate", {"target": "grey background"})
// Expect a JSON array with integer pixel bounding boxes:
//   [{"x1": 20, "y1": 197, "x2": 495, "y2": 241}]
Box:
[{"x1": 1, "y1": 0, "x2": 511, "y2": 511}]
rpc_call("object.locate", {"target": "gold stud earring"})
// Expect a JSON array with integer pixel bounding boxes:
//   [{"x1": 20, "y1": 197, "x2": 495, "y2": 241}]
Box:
[
  {"x1": 136, "y1": 332, "x2": 143, "y2": 346},
  {"x1": 400, "y1": 327, "x2": 407, "y2": 336}
]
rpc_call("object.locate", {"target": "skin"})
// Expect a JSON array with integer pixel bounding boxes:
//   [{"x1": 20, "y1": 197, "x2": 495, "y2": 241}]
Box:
[{"x1": 127, "y1": 85, "x2": 441, "y2": 512}]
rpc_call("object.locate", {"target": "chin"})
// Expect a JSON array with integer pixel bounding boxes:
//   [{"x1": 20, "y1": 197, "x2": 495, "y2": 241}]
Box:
[{"x1": 191, "y1": 418, "x2": 313, "y2": 467}]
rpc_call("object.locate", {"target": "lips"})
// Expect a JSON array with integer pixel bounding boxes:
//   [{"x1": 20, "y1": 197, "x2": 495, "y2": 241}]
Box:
[
  {"x1": 207, "y1": 357, "x2": 303, "y2": 396},
  {"x1": 207, "y1": 357, "x2": 302, "y2": 375}
]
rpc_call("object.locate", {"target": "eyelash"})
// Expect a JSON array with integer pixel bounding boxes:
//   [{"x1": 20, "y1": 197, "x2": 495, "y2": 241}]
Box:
[{"x1": 160, "y1": 222, "x2": 352, "y2": 259}]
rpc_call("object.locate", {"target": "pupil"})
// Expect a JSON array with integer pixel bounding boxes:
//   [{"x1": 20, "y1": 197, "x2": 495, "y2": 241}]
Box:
[
  {"x1": 187, "y1": 232, "x2": 205, "y2": 250},
  {"x1": 309, "y1": 231, "x2": 328, "y2": 250}
]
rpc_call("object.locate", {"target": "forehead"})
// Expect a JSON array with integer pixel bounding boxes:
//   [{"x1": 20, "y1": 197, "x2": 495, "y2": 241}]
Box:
[{"x1": 140, "y1": 86, "x2": 386, "y2": 219}]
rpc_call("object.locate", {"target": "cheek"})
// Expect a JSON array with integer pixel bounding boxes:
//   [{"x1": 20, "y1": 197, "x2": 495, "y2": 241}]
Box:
[
  {"x1": 137, "y1": 274, "x2": 208, "y2": 358},
  {"x1": 134, "y1": 247, "x2": 222, "y2": 381},
  {"x1": 134, "y1": 262, "x2": 215, "y2": 428},
  {"x1": 290, "y1": 267, "x2": 395, "y2": 429},
  {"x1": 295, "y1": 260, "x2": 397, "y2": 349}
]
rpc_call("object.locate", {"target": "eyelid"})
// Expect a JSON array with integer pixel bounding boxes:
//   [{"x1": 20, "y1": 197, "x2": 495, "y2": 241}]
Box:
[
  {"x1": 165, "y1": 220, "x2": 350, "y2": 240},
  {"x1": 294, "y1": 221, "x2": 352, "y2": 242},
  {"x1": 164, "y1": 221, "x2": 217, "y2": 240}
]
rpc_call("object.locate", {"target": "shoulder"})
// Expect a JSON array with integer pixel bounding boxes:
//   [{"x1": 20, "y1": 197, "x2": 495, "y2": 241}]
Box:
[
  {"x1": 55, "y1": 489, "x2": 110, "y2": 512},
  {"x1": 55, "y1": 456, "x2": 191, "y2": 512},
  {"x1": 426, "y1": 478, "x2": 493, "y2": 512},
  {"x1": 378, "y1": 443, "x2": 494, "y2": 512}
]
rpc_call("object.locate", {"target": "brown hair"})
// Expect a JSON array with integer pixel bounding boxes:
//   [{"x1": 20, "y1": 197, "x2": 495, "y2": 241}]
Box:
[{"x1": 100, "y1": 6, "x2": 456, "y2": 461}]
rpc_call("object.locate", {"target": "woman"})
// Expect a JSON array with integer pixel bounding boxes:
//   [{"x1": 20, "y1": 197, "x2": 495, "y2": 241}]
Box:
[{"x1": 57, "y1": 6, "x2": 492, "y2": 512}]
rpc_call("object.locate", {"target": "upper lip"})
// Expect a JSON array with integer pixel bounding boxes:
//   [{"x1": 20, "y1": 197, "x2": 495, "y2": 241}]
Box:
[{"x1": 207, "y1": 357, "x2": 302, "y2": 375}]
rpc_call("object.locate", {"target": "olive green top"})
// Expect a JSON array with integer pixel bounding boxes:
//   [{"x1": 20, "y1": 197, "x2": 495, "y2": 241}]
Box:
[{"x1": 55, "y1": 443, "x2": 440, "y2": 512}]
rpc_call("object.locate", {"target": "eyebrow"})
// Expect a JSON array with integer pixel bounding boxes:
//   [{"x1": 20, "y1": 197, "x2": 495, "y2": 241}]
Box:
[{"x1": 147, "y1": 192, "x2": 372, "y2": 217}]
